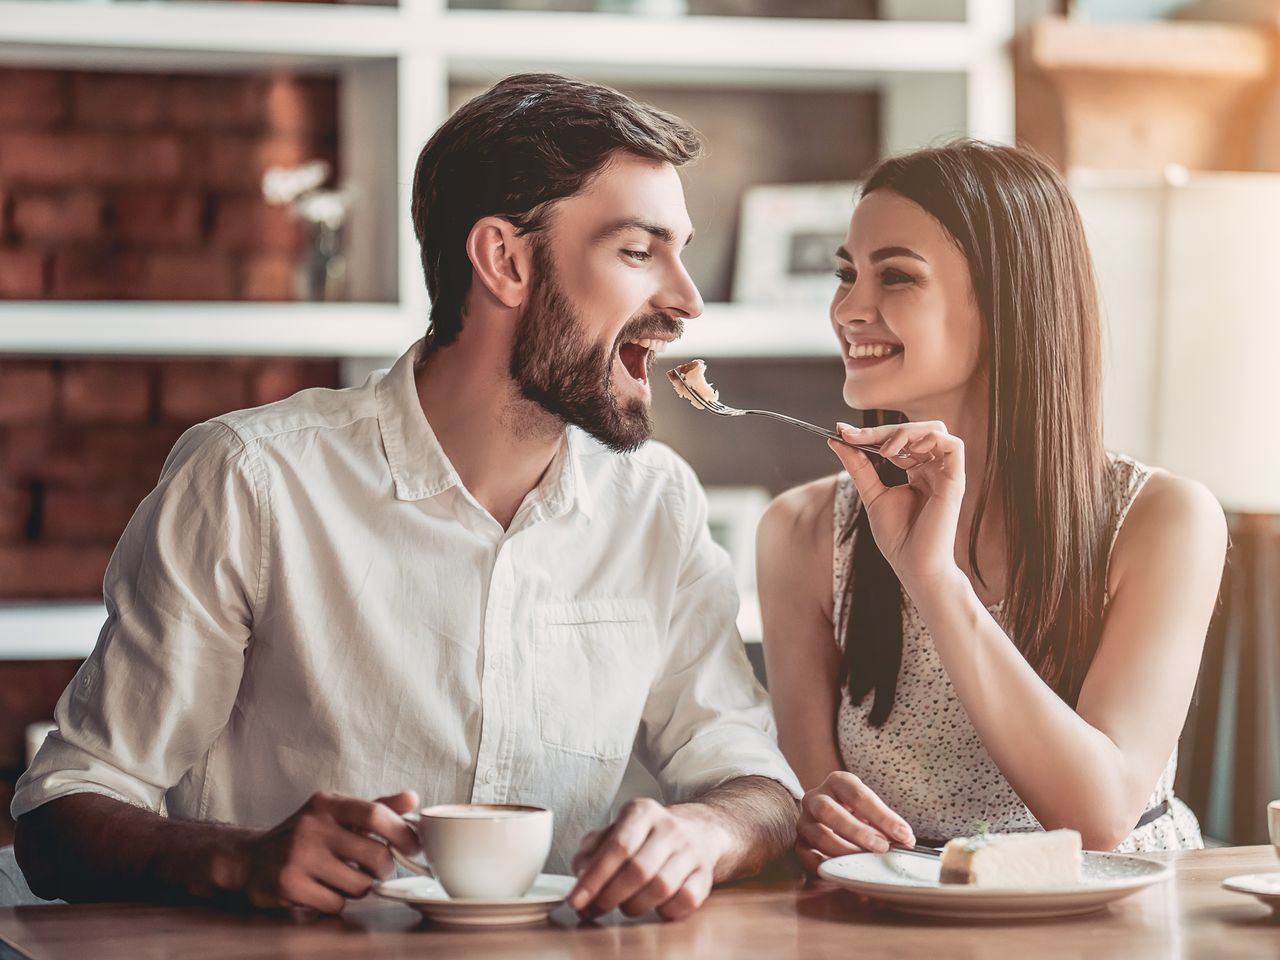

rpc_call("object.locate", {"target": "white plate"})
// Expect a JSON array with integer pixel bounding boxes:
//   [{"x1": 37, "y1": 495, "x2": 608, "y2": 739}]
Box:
[
  {"x1": 373, "y1": 873, "x2": 576, "y2": 928},
  {"x1": 818, "y1": 850, "x2": 1171, "y2": 920},
  {"x1": 1222, "y1": 872, "x2": 1280, "y2": 913}
]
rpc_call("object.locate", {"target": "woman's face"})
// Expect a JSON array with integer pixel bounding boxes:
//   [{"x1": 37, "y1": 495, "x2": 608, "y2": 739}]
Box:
[{"x1": 832, "y1": 189, "x2": 985, "y2": 420}]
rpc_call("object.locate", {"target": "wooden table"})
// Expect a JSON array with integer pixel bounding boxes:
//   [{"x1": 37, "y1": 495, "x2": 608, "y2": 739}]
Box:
[{"x1": 0, "y1": 847, "x2": 1276, "y2": 959}]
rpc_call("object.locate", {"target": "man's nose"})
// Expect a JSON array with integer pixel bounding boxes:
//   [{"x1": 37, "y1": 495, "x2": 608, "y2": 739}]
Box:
[{"x1": 661, "y1": 260, "x2": 704, "y2": 321}]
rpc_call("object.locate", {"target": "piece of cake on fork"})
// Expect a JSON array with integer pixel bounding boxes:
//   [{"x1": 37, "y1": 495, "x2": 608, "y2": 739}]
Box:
[
  {"x1": 666, "y1": 359, "x2": 717, "y2": 409},
  {"x1": 938, "y1": 829, "x2": 1083, "y2": 888}
]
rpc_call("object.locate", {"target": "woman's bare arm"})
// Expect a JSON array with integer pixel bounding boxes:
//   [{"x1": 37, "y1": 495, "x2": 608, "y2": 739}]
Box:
[
  {"x1": 757, "y1": 478, "x2": 917, "y2": 871},
  {"x1": 757, "y1": 478, "x2": 845, "y2": 791},
  {"x1": 911, "y1": 472, "x2": 1226, "y2": 848}
]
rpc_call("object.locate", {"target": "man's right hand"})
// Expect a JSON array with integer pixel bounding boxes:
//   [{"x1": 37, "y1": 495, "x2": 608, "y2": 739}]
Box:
[{"x1": 230, "y1": 789, "x2": 421, "y2": 913}]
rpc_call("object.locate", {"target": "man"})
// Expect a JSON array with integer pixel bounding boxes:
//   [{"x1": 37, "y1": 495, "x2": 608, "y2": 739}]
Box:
[{"x1": 12, "y1": 73, "x2": 800, "y2": 921}]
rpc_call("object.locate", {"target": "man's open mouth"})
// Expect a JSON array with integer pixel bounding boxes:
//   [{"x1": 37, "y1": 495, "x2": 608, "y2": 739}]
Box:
[{"x1": 617, "y1": 337, "x2": 670, "y2": 386}]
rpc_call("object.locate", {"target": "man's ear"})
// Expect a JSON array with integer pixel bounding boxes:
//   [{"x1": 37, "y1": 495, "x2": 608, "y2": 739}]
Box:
[{"x1": 465, "y1": 216, "x2": 532, "y2": 309}]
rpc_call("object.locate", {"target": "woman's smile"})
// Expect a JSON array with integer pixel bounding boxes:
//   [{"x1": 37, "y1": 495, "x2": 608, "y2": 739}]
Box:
[{"x1": 844, "y1": 338, "x2": 904, "y2": 372}]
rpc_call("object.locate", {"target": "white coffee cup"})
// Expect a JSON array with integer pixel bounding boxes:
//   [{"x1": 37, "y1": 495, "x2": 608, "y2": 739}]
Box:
[
  {"x1": 1268, "y1": 799, "x2": 1279, "y2": 858},
  {"x1": 392, "y1": 803, "x2": 553, "y2": 900}
]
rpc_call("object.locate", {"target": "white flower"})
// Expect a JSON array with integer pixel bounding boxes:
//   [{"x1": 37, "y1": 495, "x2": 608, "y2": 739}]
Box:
[
  {"x1": 262, "y1": 161, "x2": 332, "y2": 205},
  {"x1": 292, "y1": 190, "x2": 350, "y2": 230}
]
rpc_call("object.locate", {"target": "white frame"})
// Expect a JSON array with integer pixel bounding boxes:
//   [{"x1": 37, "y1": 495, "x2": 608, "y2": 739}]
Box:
[{"x1": 732, "y1": 181, "x2": 860, "y2": 304}]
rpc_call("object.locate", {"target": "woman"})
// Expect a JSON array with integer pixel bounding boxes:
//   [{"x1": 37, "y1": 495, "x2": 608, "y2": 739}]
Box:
[{"x1": 757, "y1": 141, "x2": 1226, "y2": 873}]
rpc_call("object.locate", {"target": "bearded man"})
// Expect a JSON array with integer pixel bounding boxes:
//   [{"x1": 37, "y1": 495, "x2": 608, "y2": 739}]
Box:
[{"x1": 12, "y1": 73, "x2": 801, "y2": 921}]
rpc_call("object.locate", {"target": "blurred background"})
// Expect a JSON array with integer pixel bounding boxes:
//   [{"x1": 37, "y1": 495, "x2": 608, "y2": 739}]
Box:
[{"x1": 0, "y1": 0, "x2": 1276, "y2": 847}]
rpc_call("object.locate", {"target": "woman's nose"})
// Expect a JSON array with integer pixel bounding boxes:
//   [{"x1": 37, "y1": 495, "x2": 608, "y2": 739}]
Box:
[{"x1": 832, "y1": 286, "x2": 871, "y2": 327}]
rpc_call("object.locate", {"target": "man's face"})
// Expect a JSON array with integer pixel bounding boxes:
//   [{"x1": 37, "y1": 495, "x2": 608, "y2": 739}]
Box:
[{"x1": 510, "y1": 154, "x2": 703, "y2": 453}]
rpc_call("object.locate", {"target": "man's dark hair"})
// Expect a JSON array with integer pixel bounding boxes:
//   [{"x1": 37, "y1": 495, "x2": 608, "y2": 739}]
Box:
[{"x1": 410, "y1": 73, "x2": 704, "y2": 347}]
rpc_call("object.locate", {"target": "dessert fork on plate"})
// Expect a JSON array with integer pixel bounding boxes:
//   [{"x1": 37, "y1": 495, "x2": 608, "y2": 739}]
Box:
[{"x1": 667, "y1": 366, "x2": 910, "y2": 464}]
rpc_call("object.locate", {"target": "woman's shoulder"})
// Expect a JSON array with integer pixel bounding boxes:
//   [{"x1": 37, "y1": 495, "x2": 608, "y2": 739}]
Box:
[
  {"x1": 1106, "y1": 458, "x2": 1228, "y2": 591},
  {"x1": 757, "y1": 475, "x2": 843, "y2": 590},
  {"x1": 757, "y1": 475, "x2": 844, "y2": 623},
  {"x1": 1123, "y1": 469, "x2": 1225, "y2": 538},
  {"x1": 759, "y1": 474, "x2": 842, "y2": 549}
]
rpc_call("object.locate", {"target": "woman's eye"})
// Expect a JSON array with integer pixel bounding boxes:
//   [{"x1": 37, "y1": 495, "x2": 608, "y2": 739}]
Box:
[
  {"x1": 622, "y1": 249, "x2": 651, "y2": 262},
  {"x1": 834, "y1": 267, "x2": 856, "y2": 284},
  {"x1": 882, "y1": 268, "x2": 914, "y2": 286}
]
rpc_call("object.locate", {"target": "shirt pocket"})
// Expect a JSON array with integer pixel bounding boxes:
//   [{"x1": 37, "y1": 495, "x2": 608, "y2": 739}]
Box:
[{"x1": 533, "y1": 598, "x2": 658, "y2": 761}]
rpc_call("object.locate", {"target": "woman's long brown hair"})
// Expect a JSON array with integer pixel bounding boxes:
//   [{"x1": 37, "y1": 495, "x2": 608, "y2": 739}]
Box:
[{"x1": 841, "y1": 140, "x2": 1112, "y2": 725}]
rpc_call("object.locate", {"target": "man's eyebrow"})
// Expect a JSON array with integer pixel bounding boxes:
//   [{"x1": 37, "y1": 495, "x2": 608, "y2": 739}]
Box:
[
  {"x1": 594, "y1": 217, "x2": 695, "y2": 248},
  {"x1": 834, "y1": 245, "x2": 928, "y2": 264}
]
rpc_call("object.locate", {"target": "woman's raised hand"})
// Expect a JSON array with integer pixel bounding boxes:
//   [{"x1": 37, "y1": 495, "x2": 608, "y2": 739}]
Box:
[
  {"x1": 828, "y1": 421, "x2": 965, "y2": 593},
  {"x1": 795, "y1": 771, "x2": 915, "y2": 875}
]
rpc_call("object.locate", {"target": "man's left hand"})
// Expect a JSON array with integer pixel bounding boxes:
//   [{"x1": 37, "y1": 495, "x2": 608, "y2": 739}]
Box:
[{"x1": 567, "y1": 797, "x2": 728, "y2": 921}]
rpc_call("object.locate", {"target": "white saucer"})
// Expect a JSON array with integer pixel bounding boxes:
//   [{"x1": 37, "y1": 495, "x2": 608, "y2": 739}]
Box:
[
  {"x1": 818, "y1": 850, "x2": 1170, "y2": 921},
  {"x1": 373, "y1": 873, "x2": 576, "y2": 928},
  {"x1": 1222, "y1": 872, "x2": 1280, "y2": 913}
]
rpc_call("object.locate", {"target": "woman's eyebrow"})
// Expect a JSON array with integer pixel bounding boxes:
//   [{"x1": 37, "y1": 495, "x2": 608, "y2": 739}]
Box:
[
  {"x1": 834, "y1": 245, "x2": 928, "y2": 264},
  {"x1": 871, "y1": 245, "x2": 927, "y2": 264}
]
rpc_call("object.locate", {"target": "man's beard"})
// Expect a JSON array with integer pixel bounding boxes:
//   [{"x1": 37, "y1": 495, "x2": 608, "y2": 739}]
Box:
[{"x1": 510, "y1": 248, "x2": 679, "y2": 454}]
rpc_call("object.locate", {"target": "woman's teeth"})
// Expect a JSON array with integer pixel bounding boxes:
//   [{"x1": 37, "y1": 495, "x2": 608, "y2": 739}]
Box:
[{"x1": 849, "y1": 343, "x2": 900, "y2": 359}]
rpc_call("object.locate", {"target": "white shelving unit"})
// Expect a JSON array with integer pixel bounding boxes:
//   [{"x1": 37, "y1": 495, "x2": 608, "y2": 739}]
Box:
[
  {"x1": 0, "y1": 0, "x2": 1015, "y2": 364},
  {"x1": 0, "y1": 0, "x2": 1014, "y2": 658},
  {"x1": 0, "y1": 604, "x2": 108, "y2": 660}
]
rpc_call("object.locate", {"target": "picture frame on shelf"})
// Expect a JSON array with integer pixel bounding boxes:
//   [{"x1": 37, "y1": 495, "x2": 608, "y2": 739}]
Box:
[{"x1": 731, "y1": 181, "x2": 860, "y2": 304}]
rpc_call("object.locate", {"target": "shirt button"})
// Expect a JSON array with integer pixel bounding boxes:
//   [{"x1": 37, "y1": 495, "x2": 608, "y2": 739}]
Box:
[{"x1": 484, "y1": 767, "x2": 499, "y2": 784}]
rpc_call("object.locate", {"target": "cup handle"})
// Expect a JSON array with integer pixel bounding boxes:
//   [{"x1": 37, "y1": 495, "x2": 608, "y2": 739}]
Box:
[{"x1": 391, "y1": 811, "x2": 434, "y2": 878}]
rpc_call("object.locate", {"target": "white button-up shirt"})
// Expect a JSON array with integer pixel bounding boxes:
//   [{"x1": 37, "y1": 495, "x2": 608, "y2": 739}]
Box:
[{"x1": 14, "y1": 342, "x2": 800, "y2": 871}]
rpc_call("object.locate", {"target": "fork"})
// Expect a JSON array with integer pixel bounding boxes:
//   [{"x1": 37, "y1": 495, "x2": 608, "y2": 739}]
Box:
[
  {"x1": 667, "y1": 367, "x2": 909, "y2": 463},
  {"x1": 890, "y1": 843, "x2": 944, "y2": 859}
]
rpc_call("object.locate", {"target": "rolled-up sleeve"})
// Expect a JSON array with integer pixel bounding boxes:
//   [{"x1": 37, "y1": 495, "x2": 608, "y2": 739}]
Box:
[
  {"x1": 12, "y1": 421, "x2": 260, "y2": 820},
  {"x1": 635, "y1": 464, "x2": 802, "y2": 804}
]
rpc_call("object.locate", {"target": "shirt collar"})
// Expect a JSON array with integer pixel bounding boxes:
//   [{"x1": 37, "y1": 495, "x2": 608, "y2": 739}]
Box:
[
  {"x1": 541, "y1": 428, "x2": 595, "y2": 523},
  {"x1": 375, "y1": 339, "x2": 595, "y2": 522},
  {"x1": 375, "y1": 340, "x2": 461, "y2": 501}
]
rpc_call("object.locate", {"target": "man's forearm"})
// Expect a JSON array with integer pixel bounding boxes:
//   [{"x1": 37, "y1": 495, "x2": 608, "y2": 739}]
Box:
[
  {"x1": 14, "y1": 793, "x2": 254, "y2": 905},
  {"x1": 675, "y1": 775, "x2": 798, "y2": 883}
]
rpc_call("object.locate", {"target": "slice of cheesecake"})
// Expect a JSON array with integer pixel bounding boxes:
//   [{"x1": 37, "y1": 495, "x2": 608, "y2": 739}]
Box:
[{"x1": 938, "y1": 829, "x2": 1083, "y2": 888}]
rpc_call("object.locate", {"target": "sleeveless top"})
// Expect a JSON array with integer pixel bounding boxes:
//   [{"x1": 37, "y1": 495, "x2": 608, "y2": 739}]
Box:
[{"x1": 832, "y1": 454, "x2": 1203, "y2": 852}]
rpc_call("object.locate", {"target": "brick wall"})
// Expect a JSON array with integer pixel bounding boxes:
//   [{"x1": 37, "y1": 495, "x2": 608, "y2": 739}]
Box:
[
  {"x1": 0, "y1": 64, "x2": 345, "y2": 593},
  {"x1": 0, "y1": 64, "x2": 346, "y2": 595},
  {"x1": 0, "y1": 65, "x2": 346, "y2": 840},
  {"x1": 0, "y1": 67, "x2": 339, "y2": 300},
  {"x1": 0, "y1": 356, "x2": 341, "y2": 599}
]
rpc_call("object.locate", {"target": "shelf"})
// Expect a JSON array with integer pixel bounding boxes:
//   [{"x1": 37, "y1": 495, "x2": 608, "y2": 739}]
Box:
[
  {"x1": 0, "y1": 301, "x2": 419, "y2": 357},
  {"x1": 444, "y1": 12, "x2": 978, "y2": 90},
  {"x1": 0, "y1": 0, "x2": 1010, "y2": 359},
  {"x1": 672, "y1": 303, "x2": 838, "y2": 359},
  {"x1": 0, "y1": 603, "x2": 104, "y2": 660},
  {"x1": 1, "y1": 1, "x2": 983, "y2": 87},
  {"x1": 0, "y1": 1, "x2": 404, "y2": 72},
  {"x1": 0, "y1": 301, "x2": 840, "y2": 359}
]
